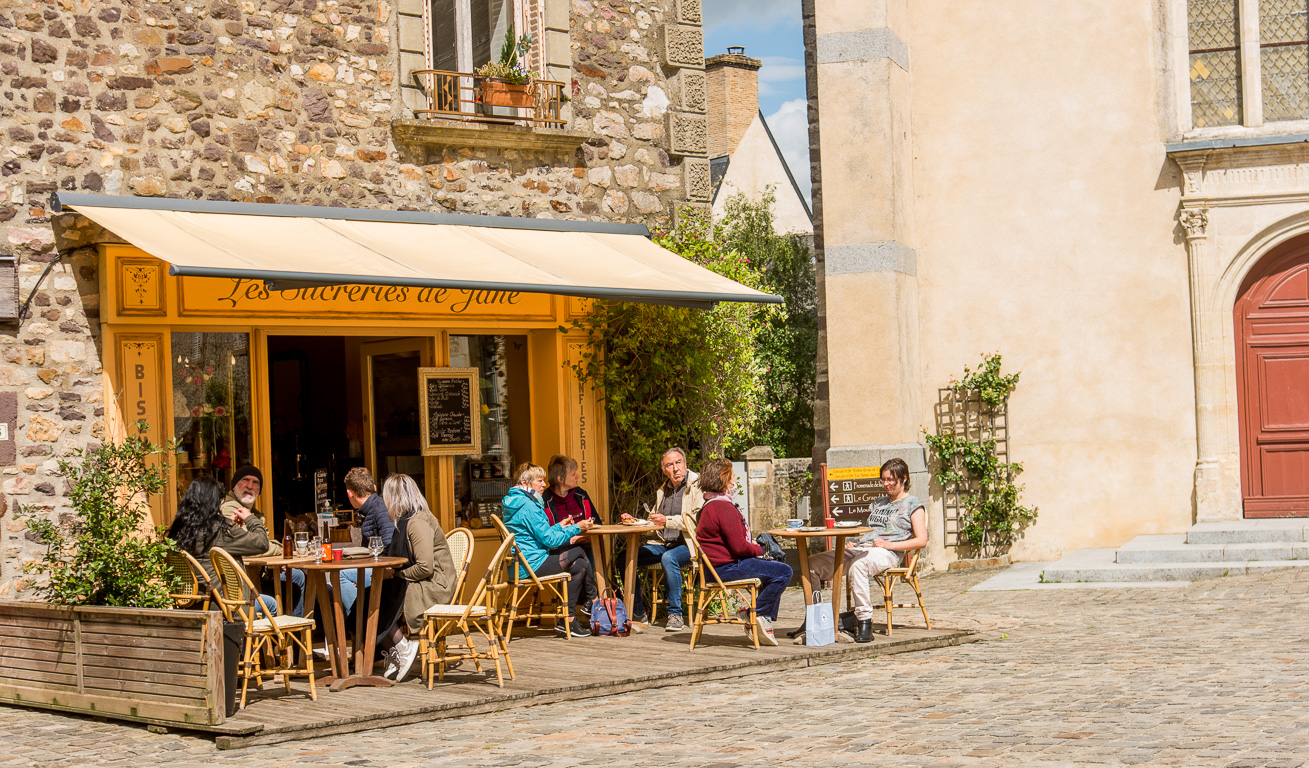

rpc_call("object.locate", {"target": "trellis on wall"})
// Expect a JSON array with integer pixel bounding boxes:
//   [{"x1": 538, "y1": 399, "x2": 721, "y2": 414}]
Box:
[{"x1": 932, "y1": 387, "x2": 1010, "y2": 548}]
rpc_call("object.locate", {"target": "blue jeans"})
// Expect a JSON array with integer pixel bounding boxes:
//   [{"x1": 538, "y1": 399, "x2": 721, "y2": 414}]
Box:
[
  {"x1": 253, "y1": 593, "x2": 278, "y2": 618},
  {"x1": 283, "y1": 567, "x2": 372, "y2": 618},
  {"x1": 635, "y1": 542, "x2": 691, "y2": 617},
  {"x1": 714, "y1": 557, "x2": 793, "y2": 622}
]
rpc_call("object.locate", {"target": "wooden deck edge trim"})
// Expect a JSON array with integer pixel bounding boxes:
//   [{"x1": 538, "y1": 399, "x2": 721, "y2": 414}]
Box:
[{"x1": 214, "y1": 630, "x2": 976, "y2": 750}]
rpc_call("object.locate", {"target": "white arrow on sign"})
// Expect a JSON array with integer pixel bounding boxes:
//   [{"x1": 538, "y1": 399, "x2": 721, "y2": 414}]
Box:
[
  {"x1": 829, "y1": 482, "x2": 839, "y2": 492},
  {"x1": 830, "y1": 495, "x2": 840, "y2": 503}
]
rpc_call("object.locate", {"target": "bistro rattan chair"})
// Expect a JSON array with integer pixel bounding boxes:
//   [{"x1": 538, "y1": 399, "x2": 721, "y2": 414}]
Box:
[
  {"x1": 685, "y1": 514, "x2": 761, "y2": 651},
  {"x1": 490, "y1": 515, "x2": 573, "y2": 640},
  {"x1": 166, "y1": 549, "x2": 212, "y2": 610},
  {"x1": 843, "y1": 546, "x2": 932, "y2": 636},
  {"x1": 420, "y1": 534, "x2": 516, "y2": 688},
  {"x1": 642, "y1": 560, "x2": 696, "y2": 624},
  {"x1": 209, "y1": 548, "x2": 317, "y2": 708},
  {"x1": 446, "y1": 527, "x2": 475, "y2": 599}
]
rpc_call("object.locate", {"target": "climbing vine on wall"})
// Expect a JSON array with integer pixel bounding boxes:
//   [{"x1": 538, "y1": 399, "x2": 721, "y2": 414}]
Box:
[{"x1": 924, "y1": 353, "x2": 1037, "y2": 557}]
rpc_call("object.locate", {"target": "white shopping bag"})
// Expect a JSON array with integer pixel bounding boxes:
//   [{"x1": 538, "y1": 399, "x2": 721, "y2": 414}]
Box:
[{"x1": 805, "y1": 591, "x2": 836, "y2": 646}]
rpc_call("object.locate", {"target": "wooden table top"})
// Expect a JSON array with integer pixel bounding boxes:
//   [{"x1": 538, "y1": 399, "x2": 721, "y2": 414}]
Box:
[
  {"x1": 244, "y1": 554, "x2": 318, "y2": 568},
  {"x1": 768, "y1": 526, "x2": 874, "y2": 538},
  {"x1": 586, "y1": 522, "x2": 662, "y2": 535},
  {"x1": 298, "y1": 556, "x2": 408, "y2": 571}
]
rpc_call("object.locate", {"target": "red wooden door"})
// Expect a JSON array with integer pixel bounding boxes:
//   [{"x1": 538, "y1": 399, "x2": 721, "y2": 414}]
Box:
[{"x1": 1235, "y1": 239, "x2": 1309, "y2": 517}]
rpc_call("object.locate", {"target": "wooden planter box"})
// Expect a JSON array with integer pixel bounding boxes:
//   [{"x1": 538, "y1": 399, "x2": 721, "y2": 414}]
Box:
[
  {"x1": 0, "y1": 601, "x2": 225, "y2": 727},
  {"x1": 480, "y1": 78, "x2": 536, "y2": 110}
]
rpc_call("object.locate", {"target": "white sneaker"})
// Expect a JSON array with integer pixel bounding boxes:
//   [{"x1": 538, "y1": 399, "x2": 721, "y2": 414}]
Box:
[
  {"x1": 382, "y1": 646, "x2": 399, "y2": 680},
  {"x1": 392, "y1": 637, "x2": 419, "y2": 681},
  {"x1": 756, "y1": 615, "x2": 778, "y2": 646}
]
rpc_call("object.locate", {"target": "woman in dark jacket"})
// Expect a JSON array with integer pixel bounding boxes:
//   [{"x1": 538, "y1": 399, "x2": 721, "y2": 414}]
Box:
[
  {"x1": 167, "y1": 476, "x2": 280, "y2": 615},
  {"x1": 542, "y1": 454, "x2": 601, "y2": 525},
  {"x1": 693, "y1": 459, "x2": 791, "y2": 646}
]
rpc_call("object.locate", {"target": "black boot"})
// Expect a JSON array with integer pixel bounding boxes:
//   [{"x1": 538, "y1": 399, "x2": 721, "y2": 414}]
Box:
[
  {"x1": 855, "y1": 619, "x2": 874, "y2": 643},
  {"x1": 786, "y1": 619, "x2": 806, "y2": 639}
]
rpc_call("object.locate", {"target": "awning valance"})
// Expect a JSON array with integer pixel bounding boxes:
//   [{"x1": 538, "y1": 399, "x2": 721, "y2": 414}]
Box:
[{"x1": 52, "y1": 193, "x2": 781, "y2": 309}]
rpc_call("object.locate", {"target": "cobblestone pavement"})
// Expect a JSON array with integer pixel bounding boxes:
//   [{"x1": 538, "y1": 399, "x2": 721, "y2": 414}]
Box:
[{"x1": 3, "y1": 566, "x2": 1308, "y2": 767}]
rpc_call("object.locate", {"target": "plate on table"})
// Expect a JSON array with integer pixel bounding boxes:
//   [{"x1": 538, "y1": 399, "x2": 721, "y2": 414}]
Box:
[
  {"x1": 835, "y1": 521, "x2": 862, "y2": 528},
  {"x1": 797, "y1": 526, "x2": 827, "y2": 532},
  {"x1": 623, "y1": 518, "x2": 650, "y2": 526}
]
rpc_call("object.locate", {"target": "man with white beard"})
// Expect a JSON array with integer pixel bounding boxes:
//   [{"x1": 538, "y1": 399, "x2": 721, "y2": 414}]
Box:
[
  {"x1": 221, "y1": 466, "x2": 280, "y2": 558},
  {"x1": 221, "y1": 465, "x2": 267, "y2": 526}
]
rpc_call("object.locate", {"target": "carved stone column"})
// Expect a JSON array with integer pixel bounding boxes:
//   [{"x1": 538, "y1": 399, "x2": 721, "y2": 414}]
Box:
[{"x1": 1180, "y1": 205, "x2": 1240, "y2": 522}]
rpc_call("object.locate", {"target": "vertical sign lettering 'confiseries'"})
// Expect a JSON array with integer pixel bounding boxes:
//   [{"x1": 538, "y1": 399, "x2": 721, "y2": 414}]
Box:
[
  {"x1": 418, "y1": 368, "x2": 481, "y2": 456},
  {"x1": 566, "y1": 342, "x2": 599, "y2": 493}
]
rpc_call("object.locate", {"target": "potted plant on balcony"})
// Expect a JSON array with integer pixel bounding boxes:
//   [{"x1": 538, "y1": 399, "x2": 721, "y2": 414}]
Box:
[{"x1": 475, "y1": 25, "x2": 539, "y2": 112}]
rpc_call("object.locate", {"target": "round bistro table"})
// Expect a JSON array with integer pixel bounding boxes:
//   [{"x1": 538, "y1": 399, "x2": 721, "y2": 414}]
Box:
[
  {"x1": 584, "y1": 522, "x2": 662, "y2": 618},
  {"x1": 768, "y1": 526, "x2": 874, "y2": 635},
  {"x1": 299, "y1": 556, "x2": 409, "y2": 692},
  {"x1": 243, "y1": 552, "x2": 317, "y2": 617}
]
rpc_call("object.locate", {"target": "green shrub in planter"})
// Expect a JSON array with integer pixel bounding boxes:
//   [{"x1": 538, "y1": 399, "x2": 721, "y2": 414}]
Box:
[{"x1": 21, "y1": 423, "x2": 176, "y2": 608}]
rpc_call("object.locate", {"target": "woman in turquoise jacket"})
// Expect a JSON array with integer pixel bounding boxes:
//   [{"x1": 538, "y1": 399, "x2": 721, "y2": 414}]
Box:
[{"x1": 502, "y1": 463, "x2": 598, "y2": 637}]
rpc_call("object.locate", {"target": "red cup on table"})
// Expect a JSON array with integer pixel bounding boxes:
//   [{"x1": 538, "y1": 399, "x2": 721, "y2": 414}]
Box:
[
  {"x1": 824, "y1": 517, "x2": 835, "y2": 530},
  {"x1": 333, "y1": 548, "x2": 343, "y2": 562}
]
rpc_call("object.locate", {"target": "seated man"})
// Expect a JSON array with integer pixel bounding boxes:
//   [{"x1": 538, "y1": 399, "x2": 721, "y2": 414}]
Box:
[
  {"x1": 624, "y1": 447, "x2": 702, "y2": 632},
  {"x1": 288, "y1": 466, "x2": 394, "y2": 620},
  {"x1": 805, "y1": 458, "x2": 927, "y2": 643},
  {"x1": 220, "y1": 465, "x2": 279, "y2": 563}
]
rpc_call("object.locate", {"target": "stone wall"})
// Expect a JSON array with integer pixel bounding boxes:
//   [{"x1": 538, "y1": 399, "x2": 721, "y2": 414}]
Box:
[{"x1": 0, "y1": 0, "x2": 709, "y2": 596}]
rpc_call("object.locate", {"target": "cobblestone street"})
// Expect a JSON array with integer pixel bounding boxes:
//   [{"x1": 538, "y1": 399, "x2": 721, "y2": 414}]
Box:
[{"x1": 3, "y1": 566, "x2": 1307, "y2": 767}]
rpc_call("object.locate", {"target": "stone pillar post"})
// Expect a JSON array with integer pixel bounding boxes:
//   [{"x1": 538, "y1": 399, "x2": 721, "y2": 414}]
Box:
[
  {"x1": 1180, "y1": 203, "x2": 1242, "y2": 522},
  {"x1": 807, "y1": 0, "x2": 926, "y2": 480}
]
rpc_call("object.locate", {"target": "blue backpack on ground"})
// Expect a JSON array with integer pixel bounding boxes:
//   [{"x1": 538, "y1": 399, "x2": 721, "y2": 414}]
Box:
[{"x1": 590, "y1": 589, "x2": 631, "y2": 637}]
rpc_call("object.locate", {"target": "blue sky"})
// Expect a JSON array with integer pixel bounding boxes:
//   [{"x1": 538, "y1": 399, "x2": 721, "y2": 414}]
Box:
[{"x1": 702, "y1": 0, "x2": 810, "y2": 200}]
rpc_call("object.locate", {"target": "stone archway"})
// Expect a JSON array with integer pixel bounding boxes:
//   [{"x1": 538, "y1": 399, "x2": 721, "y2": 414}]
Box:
[{"x1": 1233, "y1": 237, "x2": 1309, "y2": 517}]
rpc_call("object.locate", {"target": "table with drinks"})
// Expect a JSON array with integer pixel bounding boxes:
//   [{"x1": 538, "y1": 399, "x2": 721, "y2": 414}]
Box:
[
  {"x1": 283, "y1": 531, "x2": 400, "y2": 691},
  {"x1": 768, "y1": 518, "x2": 873, "y2": 628}
]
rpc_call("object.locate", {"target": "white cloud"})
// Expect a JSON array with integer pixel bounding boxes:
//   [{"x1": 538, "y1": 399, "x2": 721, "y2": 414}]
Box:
[
  {"x1": 757, "y1": 55, "x2": 805, "y2": 97},
  {"x1": 703, "y1": 0, "x2": 799, "y2": 32},
  {"x1": 764, "y1": 98, "x2": 812, "y2": 203}
]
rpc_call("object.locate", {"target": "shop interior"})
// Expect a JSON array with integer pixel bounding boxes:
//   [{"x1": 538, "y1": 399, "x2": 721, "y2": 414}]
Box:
[{"x1": 171, "y1": 331, "x2": 532, "y2": 538}]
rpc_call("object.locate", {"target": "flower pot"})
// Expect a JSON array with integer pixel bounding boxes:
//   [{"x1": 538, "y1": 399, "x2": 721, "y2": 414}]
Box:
[{"x1": 480, "y1": 78, "x2": 536, "y2": 111}]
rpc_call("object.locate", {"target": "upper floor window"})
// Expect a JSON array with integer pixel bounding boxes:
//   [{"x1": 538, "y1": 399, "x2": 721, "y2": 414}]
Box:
[
  {"x1": 1189, "y1": 0, "x2": 1242, "y2": 127},
  {"x1": 429, "y1": 0, "x2": 522, "y2": 74},
  {"x1": 1189, "y1": 0, "x2": 1309, "y2": 127}
]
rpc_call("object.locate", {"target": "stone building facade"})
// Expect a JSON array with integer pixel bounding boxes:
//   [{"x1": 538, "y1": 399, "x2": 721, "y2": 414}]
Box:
[
  {"x1": 804, "y1": 0, "x2": 1309, "y2": 567},
  {"x1": 0, "y1": 0, "x2": 712, "y2": 596}
]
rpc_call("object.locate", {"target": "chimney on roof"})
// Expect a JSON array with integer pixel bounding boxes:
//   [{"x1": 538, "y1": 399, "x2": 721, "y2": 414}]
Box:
[{"x1": 705, "y1": 47, "x2": 762, "y2": 159}]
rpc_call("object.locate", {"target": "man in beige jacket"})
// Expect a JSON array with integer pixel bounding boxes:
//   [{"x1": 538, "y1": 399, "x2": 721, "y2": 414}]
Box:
[{"x1": 622, "y1": 447, "x2": 704, "y2": 631}]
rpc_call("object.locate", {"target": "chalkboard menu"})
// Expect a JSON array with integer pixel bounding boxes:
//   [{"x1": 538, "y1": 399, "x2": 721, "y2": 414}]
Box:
[{"x1": 418, "y1": 367, "x2": 481, "y2": 456}]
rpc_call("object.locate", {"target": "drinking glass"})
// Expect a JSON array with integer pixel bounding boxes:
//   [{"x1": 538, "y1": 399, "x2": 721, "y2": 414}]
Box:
[
  {"x1": 312, "y1": 536, "x2": 324, "y2": 563},
  {"x1": 369, "y1": 536, "x2": 384, "y2": 561},
  {"x1": 294, "y1": 532, "x2": 309, "y2": 557}
]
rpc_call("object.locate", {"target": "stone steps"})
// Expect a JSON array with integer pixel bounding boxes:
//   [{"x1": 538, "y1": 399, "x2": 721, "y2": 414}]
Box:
[{"x1": 1039, "y1": 520, "x2": 1309, "y2": 584}]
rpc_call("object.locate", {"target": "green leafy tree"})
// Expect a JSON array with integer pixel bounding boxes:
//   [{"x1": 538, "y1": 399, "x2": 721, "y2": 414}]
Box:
[
  {"x1": 21, "y1": 424, "x2": 176, "y2": 608},
  {"x1": 720, "y1": 190, "x2": 817, "y2": 459},
  {"x1": 567, "y1": 211, "x2": 771, "y2": 515}
]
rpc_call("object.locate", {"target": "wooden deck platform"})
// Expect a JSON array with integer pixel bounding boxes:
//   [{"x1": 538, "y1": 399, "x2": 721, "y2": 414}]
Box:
[{"x1": 203, "y1": 619, "x2": 975, "y2": 749}]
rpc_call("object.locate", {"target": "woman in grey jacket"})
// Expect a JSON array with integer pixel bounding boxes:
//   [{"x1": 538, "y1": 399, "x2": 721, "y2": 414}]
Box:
[{"x1": 373, "y1": 473, "x2": 457, "y2": 681}]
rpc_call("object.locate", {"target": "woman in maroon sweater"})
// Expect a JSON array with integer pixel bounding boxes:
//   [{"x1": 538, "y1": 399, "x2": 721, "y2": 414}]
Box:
[{"x1": 694, "y1": 459, "x2": 792, "y2": 645}]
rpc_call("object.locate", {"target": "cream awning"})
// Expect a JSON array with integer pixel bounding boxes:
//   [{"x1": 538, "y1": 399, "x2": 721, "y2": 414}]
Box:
[{"x1": 52, "y1": 193, "x2": 780, "y2": 309}]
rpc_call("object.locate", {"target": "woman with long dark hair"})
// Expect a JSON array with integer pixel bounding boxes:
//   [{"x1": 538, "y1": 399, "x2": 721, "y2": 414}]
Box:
[{"x1": 167, "y1": 475, "x2": 280, "y2": 614}]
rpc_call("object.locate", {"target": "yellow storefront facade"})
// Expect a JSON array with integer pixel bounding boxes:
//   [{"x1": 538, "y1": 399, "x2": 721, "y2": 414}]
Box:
[{"x1": 101, "y1": 242, "x2": 607, "y2": 564}]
